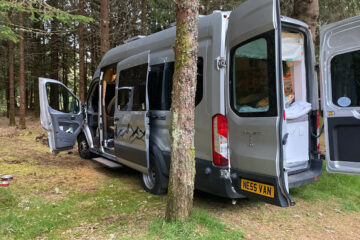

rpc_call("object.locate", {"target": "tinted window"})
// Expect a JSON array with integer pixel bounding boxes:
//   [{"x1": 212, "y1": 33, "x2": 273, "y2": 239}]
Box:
[
  {"x1": 148, "y1": 64, "x2": 165, "y2": 110},
  {"x1": 331, "y1": 50, "x2": 360, "y2": 107},
  {"x1": 46, "y1": 82, "x2": 80, "y2": 114},
  {"x1": 118, "y1": 64, "x2": 147, "y2": 111},
  {"x1": 117, "y1": 88, "x2": 133, "y2": 111},
  {"x1": 148, "y1": 57, "x2": 204, "y2": 110},
  {"x1": 230, "y1": 31, "x2": 277, "y2": 117}
]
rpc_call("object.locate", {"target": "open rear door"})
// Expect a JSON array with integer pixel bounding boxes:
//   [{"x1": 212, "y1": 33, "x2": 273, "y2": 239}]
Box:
[
  {"x1": 320, "y1": 16, "x2": 360, "y2": 174},
  {"x1": 114, "y1": 51, "x2": 150, "y2": 173},
  {"x1": 226, "y1": 0, "x2": 293, "y2": 207},
  {"x1": 39, "y1": 78, "x2": 83, "y2": 152}
]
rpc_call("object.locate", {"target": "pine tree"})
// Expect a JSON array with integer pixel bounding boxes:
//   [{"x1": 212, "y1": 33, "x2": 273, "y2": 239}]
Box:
[
  {"x1": 165, "y1": 0, "x2": 199, "y2": 222},
  {"x1": 18, "y1": 11, "x2": 26, "y2": 129}
]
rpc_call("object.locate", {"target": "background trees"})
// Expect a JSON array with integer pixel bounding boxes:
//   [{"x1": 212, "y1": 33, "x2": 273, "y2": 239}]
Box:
[{"x1": 0, "y1": 0, "x2": 359, "y2": 123}]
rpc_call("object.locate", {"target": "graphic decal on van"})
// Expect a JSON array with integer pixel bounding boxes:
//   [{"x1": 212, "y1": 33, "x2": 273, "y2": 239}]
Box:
[{"x1": 117, "y1": 124, "x2": 145, "y2": 143}]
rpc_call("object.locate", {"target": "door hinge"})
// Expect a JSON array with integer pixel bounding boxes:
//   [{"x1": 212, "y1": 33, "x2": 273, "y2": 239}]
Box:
[{"x1": 216, "y1": 57, "x2": 226, "y2": 70}]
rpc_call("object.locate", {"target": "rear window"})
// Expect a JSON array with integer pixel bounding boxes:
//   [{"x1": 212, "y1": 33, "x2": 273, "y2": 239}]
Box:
[
  {"x1": 331, "y1": 50, "x2": 360, "y2": 107},
  {"x1": 230, "y1": 31, "x2": 277, "y2": 117}
]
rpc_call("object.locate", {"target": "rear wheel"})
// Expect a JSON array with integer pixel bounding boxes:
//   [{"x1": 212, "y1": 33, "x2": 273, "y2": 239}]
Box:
[
  {"x1": 141, "y1": 151, "x2": 168, "y2": 195},
  {"x1": 78, "y1": 133, "x2": 96, "y2": 159}
]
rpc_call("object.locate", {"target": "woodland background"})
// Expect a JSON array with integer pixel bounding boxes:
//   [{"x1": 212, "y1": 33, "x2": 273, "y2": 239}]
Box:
[{"x1": 0, "y1": 0, "x2": 360, "y2": 127}]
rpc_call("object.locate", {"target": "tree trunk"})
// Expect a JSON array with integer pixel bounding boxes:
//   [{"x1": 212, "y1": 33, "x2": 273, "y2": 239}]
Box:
[
  {"x1": 73, "y1": 33, "x2": 77, "y2": 95},
  {"x1": 8, "y1": 11, "x2": 16, "y2": 126},
  {"x1": 18, "y1": 11, "x2": 26, "y2": 129},
  {"x1": 8, "y1": 39, "x2": 16, "y2": 126},
  {"x1": 165, "y1": 0, "x2": 199, "y2": 222},
  {"x1": 100, "y1": 0, "x2": 110, "y2": 57},
  {"x1": 141, "y1": 0, "x2": 147, "y2": 35},
  {"x1": 292, "y1": 0, "x2": 319, "y2": 44},
  {"x1": 32, "y1": 16, "x2": 41, "y2": 117},
  {"x1": 79, "y1": 0, "x2": 86, "y2": 102}
]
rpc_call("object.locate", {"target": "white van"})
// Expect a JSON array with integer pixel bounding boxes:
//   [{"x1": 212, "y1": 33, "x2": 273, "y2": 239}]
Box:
[{"x1": 39, "y1": 0, "x2": 360, "y2": 207}]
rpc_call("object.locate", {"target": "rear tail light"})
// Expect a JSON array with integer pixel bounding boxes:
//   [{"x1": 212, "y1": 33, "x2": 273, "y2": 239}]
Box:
[{"x1": 212, "y1": 114, "x2": 229, "y2": 166}]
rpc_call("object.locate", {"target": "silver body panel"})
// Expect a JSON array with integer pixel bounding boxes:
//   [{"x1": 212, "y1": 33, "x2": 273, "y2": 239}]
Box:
[
  {"x1": 320, "y1": 15, "x2": 360, "y2": 174},
  {"x1": 226, "y1": 0, "x2": 281, "y2": 177},
  {"x1": 39, "y1": 78, "x2": 84, "y2": 153}
]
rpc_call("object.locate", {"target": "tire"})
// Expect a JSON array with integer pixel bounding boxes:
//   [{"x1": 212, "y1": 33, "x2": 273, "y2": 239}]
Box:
[
  {"x1": 78, "y1": 133, "x2": 96, "y2": 159},
  {"x1": 141, "y1": 150, "x2": 168, "y2": 195}
]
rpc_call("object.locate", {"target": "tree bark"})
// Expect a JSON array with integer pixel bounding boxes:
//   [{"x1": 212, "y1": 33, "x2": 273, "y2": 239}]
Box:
[
  {"x1": 73, "y1": 33, "x2": 77, "y2": 95},
  {"x1": 8, "y1": 39, "x2": 16, "y2": 126},
  {"x1": 292, "y1": 0, "x2": 319, "y2": 45},
  {"x1": 18, "y1": 11, "x2": 26, "y2": 129},
  {"x1": 79, "y1": 0, "x2": 86, "y2": 102},
  {"x1": 8, "y1": 11, "x2": 16, "y2": 126},
  {"x1": 32, "y1": 15, "x2": 41, "y2": 118},
  {"x1": 141, "y1": 0, "x2": 147, "y2": 35},
  {"x1": 165, "y1": 0, "x2": 199, "y2": 222},
  {"x1": 100, "y1": 0, "x2": 110, "y2": 57}
]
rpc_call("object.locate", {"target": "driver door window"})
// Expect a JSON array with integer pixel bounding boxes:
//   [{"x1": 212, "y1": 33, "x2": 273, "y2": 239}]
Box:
[{"x1": 46, "y1": 82, "x2": 80, "y2": 114}]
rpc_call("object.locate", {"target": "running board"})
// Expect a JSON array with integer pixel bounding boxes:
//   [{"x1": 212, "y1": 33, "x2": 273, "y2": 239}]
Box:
[{"x1": 92, "y1": 157, "x2": 123, "y2": 169}]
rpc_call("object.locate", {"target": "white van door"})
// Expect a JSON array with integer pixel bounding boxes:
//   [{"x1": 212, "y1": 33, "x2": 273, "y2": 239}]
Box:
[
  {"x1": 320, "y1": 16, "x2": 360, "y2": 174},
  {"x1": 114, "y1": 51, "x2": 150, "y2": 173},
  {"x1": 226, "y1": 0, "x2": 293, "y2": 207},
  {"x1": 39, "y1": 78, "x2": 83, "y2": 152}
]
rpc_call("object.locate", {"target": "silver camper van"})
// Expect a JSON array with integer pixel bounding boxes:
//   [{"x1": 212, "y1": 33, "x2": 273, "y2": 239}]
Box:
[{"x1": 39, "y1": 0, "x2": 360, "y2": 207}]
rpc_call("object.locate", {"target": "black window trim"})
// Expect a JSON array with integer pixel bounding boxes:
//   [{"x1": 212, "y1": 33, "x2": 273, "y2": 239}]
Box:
[{"x1": 229, "y1": 30, "x2": 278, "y2": 118}]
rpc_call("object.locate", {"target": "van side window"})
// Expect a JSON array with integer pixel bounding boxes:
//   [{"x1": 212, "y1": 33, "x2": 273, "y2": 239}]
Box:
[
  {"x1": 117, "y1": 88, "x2": 133, "y2": 111},
  {"x1": 331, "y1": 50, "x2": 360, "y2": 107},
  {"x1": 230, "y1": 31, "x2": 277, "y2": 117},
  {"x1": 118, "y1": 64, "x2": 148, "y2": 111},
  {"x1": 148, "y1": 57, "x2": 204, "y2": 110},
  {"x1": 46, "y1": 82, "x2": 80, "y2": 114}
]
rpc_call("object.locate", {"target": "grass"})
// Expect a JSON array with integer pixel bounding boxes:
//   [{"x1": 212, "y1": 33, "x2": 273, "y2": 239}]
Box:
[
  {"x1": 291, "y1": 165, "x2": 360, "y2": 211},
  {"x1": 0, "y1": 185, "x2": 243, "y2": 239},
  {"x1": 149, "y1": 209, "x2": 244, "y2": 240},
  {"x1": 1, "y1": 117, "x2": 360, "y2": 239}
]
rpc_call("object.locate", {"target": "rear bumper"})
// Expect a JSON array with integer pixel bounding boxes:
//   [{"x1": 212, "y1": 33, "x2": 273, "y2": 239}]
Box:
[{"x1": 194, "y1": 158, "x2": 244, "y2": 199}]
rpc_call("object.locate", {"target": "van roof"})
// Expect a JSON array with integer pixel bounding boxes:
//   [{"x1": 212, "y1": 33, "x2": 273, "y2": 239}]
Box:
[{"x1": 93, "y1": 12, "x2": 308, "y2": 80}]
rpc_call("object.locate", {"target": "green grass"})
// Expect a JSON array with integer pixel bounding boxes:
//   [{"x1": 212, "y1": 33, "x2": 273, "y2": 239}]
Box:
[
  {"x1": 291, "y1": 164, "x2": 360, "y2": 211},
  {"x1": 0, "y1": 183, "x2": 242, "y2": 239},
  {"x1": 0, "y1": 181, "x2": 162, "y2": 239},
  {"x1": 149, "y1": 209, "x2": 244, "y2": 240}
]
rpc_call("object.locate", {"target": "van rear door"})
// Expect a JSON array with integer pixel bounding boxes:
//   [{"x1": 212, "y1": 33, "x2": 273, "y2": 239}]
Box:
[
  {"x1": 114, "y1": 51, "x2": 150, "y2": 173},
  {"x1": 320, "y1": 16, "x2": 360, "y2": 174},
  {"x1": 39, "y1": 78, "x2": 83, "y2": 152},
  {"x1": 226, "y1": 0, "x2": 293, "y2": 207}
]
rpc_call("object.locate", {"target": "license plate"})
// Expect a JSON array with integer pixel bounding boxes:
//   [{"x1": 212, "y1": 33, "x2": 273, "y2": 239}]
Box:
[{"x1": 240, "y1": 179, "x2": 274, "y2": 198}]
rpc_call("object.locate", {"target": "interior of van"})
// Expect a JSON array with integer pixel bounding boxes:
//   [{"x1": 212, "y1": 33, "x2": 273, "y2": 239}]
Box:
[
  {"x1": 281, "y1": 30, "x2": 312, "y2": 171},
  {"x1": 102, "y1": 67, "x2": 117, "y2": 149}
]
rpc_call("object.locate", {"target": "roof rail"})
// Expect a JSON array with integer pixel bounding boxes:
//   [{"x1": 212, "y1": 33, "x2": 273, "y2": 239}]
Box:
[{"x1": 124, "y1": 35, "x2": 146, "y2": 44}]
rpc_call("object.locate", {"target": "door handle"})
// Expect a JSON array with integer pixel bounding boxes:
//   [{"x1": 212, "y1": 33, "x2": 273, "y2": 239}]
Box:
[
  {"x1": 70, "y1": 116, "x2": 76, "y2": 120},
  {"x1": 351, "y1": 110, "x2": 360, "y2": 120},
  {"x1": 114, "y1": 117, "x2": 119, "y2": 121}
]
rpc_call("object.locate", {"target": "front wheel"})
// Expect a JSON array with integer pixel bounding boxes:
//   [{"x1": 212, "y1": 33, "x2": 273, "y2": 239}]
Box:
[
  {"x1": 78, "y1": 133, "x2": 96, "y2": 159},
  {"x1": 141, "y1": 151, "x2": 168, "y2": 195}
]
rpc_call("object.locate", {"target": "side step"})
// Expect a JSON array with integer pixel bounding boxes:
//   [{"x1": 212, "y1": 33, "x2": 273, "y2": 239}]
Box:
[{"x1": 92, "y1": 157, "x2": 123, "y2": 169}]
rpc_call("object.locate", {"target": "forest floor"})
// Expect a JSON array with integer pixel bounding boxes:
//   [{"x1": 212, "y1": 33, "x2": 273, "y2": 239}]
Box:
[{"x1": 0, "y1": 116, "x2": 360, "y2": 240}]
